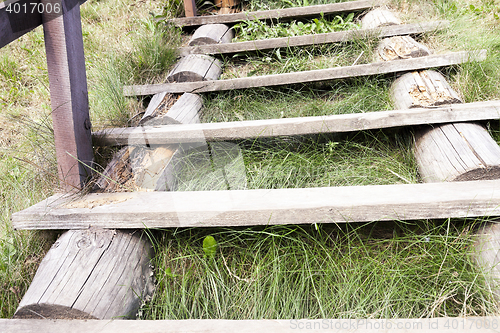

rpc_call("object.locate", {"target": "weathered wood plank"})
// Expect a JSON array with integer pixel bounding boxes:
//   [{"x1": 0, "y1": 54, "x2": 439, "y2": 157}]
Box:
[
  {"x1": 183, "y1": 0, "x2": 197, "y2": 17},
  {"x1": 124, "y1": 50, "x2": 487, "y2": 96},
  {"x1": 92, "y1": 100, "x2": 500, "y2": 146},
  {"x1": 43, "y1": 0, "x2": 94, "y2": 190},
  {"x1": 0, "y1": 0, "x2": 87, "y2": 48},
  {"x1": 11, "y1": 179, "x2": 500, "y2": 229},
  {"x1": 179, "y1": 21, "x2": 448, "y2": 56},
  {"x1": 1, "y1": 317, "x2": 500, "y2": 333},
  {"x1": 169, "y1": 0, "x2": 377, "y2": 27}
]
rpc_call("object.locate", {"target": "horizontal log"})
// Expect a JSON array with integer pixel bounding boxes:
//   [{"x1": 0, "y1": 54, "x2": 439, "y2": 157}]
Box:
[
  {"x1": 123, "y1": 50, "x2": 487, "y2": 96},
  {"x1": 178, "y1": 21, "x2": 448, "y2": 56},
  {"x1": 361, "y1": 8, "x2": 401, "y2": 29},
  {"x1": 0, "y1": 0, "x2": 86, "y2": 48},
  {"x1": 166, "y1": 54, "x2": 222, "y2": 83},
  {"x1": 92, "y1": 100, "x2": 500, "y2": 146},
  {"x1": 415, "y1": 123, "x2": 500, "y2": 182},
  {"x1": 188, "y1": 23, "x2": 234, "y2": 46},
  {"x1": 168, "y1": 0, "x2": 378, "y2": 27},
  {"x1": 14, "y1": 229, "x2": 154, "y2": 319},
  {"x1": 1, "y1": 317, "x2": 499, "y2": 333},
  {"x1": 391, "y1": 70, "x2": 462, "y2": 109},
  {"x1": 11, "y1": 179, "x2": 500, "y2": 229}
]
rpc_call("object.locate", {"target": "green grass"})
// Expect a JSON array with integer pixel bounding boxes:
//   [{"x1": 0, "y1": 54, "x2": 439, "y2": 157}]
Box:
[
  {"x1": 201, "y1": 78, "x2": 392, "y2": 122},
  {"x1": 0, "y1": 0, "x2": 180, "y2": 317},
  {"x1": 174, "y1": 130, "x2": 418, "y2": 191},
  {"x1": 143, "y1": 219, "x2": 499, "y2": 319}
]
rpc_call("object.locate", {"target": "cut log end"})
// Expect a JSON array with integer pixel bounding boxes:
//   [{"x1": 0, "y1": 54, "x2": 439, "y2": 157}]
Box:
[
  {"x1": 453, "y1": 166, "x2": 500, "y2": 182},
  {"x1": 14, "y1": 304, "x2": 97, "y2": 320}
]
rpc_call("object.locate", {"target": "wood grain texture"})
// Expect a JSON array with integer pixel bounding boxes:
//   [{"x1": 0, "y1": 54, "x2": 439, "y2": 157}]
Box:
[
  {"x1": 14, "y1": 228, "x2": 154, "y2": 319},
  {"x1": 183, "y1": 0, "x2": 197, "y2": 17},
  {"x1": 11, "y1": 179, "x2": 500, "y2": 229},
  {"x1": 169, "y1": 0, "x2": 377, "y2": 27},
  {"x1": 141, "y1": 93, "x2": 202, "y2": 126},
  {"x1": 43, "y1": 1, "x2": 94, "y2": 190},
  {"x1": 0, "y1": 0, "x2": 86, "y2": 48},
  {"x1": 92, "y1": 100, "x2": 500, "y2": 146},
  {"x1": 166, "y1": 54, "x2": 223, "y2": 83},
  {"x1": 178, "y1": 21, "x2": 448, "y2": 56},
  {"x1": 474, "y1": 222, "x2": 500, "y2": 299},
  {"x1": 188, "y1": 24, "x2": 234, "y2": 46},
  {"x1": 2, "y1": 317, "x2": 500, "y2": 333},
  {"x1": 391, "y1": 70, "x2": 462, "y2": 109},
  {"x1": 415, "y1": 123, "x2": 500, "y2": 182},
  {"x1": 124, "y1": 50, "x2": 487, "y2": 96},
  {"x1": 376, "y1": 35, "x2": 430, "y2": 61},
  {"x1": 361, "y1": 8, "x2": 401, "y2": 29}
]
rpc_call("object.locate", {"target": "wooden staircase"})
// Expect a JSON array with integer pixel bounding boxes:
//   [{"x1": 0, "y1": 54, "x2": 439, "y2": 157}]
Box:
[{"x1": 3, "y1": 0, "x2": 500, "y2": 329}]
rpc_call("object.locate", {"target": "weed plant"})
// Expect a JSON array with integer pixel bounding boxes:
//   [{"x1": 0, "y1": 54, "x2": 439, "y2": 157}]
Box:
[
  {"x1": 233, "y1": 13, "x2": 359, "y2": 42},
  {"x1": 143, "y1": 219, "x2": 500, "y2": 319},
  {"x1": 246, "y1": 0, "x2": 345, "y2": 11},
  {"x1": 221, "y1": 26, "x2": 376, "y2": 79}
]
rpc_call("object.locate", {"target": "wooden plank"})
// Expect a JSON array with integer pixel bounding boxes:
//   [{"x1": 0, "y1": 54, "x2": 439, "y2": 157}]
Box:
[
  {"x1": 179, "y1": 21, "x2": 448, "y2": 56},
  {"x1": 0, "y1": 0, "x2": 86, "y2": 48},
  {"x1": 169, "y1": 0, "x2": 377, "y2": 27},
  {"x1": 42, "y1": 0, "x2": 94, "y2": 190},
  {"x1": 11, "y1": 179, "x2": 500, "y2": 229},
  {"x1": 124, "y1": 50, "x2": 487, "y2": 96},
  {"x1": 92, "y1": 100, "x2": 500, "y2": 146},
  {"x1": 183, "y1": 0, "x2": 197, "y2": 17},
  {"x1": 2, "y1": 317, "x2": 500, "y2": 333}
]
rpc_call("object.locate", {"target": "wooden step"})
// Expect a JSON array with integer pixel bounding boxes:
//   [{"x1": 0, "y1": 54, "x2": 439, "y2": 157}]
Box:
[
  {"x1": 169, "y1": 0, "x2": 377, "y2": 27},
  {"x1": 1, "y1": 317, "x2": 498, "y2": 332},
  {"x1": 123, "y1": 50, "x2": 487, "y2": 96},
  {"x1": 93, "y1": 100, "x2": 500, "y2": 146},
  {"x1": 179, "y1": 21, "x2": 448, "y2": 56},
  {"x1": 12, "y1": 179, "x2": 500, "y2": 230}
]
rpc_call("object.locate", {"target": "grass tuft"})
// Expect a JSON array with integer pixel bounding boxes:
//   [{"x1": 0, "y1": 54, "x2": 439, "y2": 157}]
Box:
[{"x1": 143, "y1": 219, "x2": 500, "y2": 319}]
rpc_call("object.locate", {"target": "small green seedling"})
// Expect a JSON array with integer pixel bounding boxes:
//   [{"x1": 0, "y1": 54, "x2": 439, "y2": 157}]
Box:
[{"x1": 203, "y1": 235, "x2": 218, "y2": 259}]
